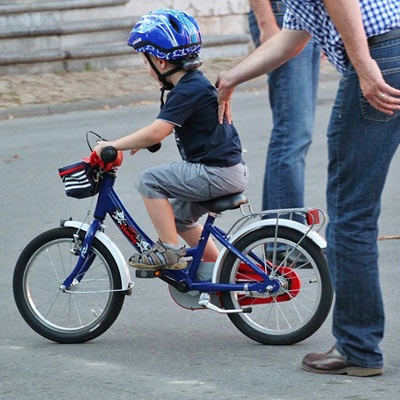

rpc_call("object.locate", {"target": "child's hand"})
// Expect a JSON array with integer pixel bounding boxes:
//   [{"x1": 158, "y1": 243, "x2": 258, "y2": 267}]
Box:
[
  {"x1": 94, "y1": 141, "x2": 109, "y2": 157},
  {"x1": 130, "y1": 148, "x2": 140, "y2": 156}
]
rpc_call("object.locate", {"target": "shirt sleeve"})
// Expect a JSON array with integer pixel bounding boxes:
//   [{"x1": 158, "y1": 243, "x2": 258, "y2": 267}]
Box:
[
  {"x1": 157, "y1": 90, "x2": 195, "y2": 128},
  {"x1": 283, "y1": 8, "x2": 305, "y2": 30}
]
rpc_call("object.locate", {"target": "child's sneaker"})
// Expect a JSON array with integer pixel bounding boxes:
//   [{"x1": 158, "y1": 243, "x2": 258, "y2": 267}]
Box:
[{"x1": 129, "y1": 240, "x2": 188, "y2": 270}]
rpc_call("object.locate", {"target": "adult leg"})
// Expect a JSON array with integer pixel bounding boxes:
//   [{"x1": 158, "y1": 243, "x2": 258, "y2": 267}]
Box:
[
  {"x1": 263, "y1": 39, "x2": 320, "y2": 211},
  {"x1": 249, "y1": 8, "x2": 319, "y2": 212},
  {"x1": 315, "y1": 47, "x2": 400, "y2": 369}
]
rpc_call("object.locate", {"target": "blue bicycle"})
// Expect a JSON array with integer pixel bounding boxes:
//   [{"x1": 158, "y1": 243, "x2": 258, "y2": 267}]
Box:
[{"x1": 13, "y1": 132, "x2": 333, "y2": 344}]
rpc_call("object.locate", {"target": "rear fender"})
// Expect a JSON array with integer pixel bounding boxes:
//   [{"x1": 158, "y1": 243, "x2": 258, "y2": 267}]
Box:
[{"x1": 212, "y1": 218, "x2": 326, "y2": 283}]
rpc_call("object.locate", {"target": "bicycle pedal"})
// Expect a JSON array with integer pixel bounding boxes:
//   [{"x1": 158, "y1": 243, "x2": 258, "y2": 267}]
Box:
[{"x1": 135, "y1": 269, "x2": 161, "y2": 278}]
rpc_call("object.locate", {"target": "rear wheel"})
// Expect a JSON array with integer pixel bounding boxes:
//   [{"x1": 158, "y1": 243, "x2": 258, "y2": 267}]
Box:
[
  {"x1": 219, "y1": 226, "x2": 333, "y2": 345},
  {"x1": 13, "y1": 227, "x2": 125, "y2": 343}
]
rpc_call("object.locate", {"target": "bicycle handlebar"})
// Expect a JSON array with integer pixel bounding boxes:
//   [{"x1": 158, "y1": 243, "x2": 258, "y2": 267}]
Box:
[
  {"x1": 89, "y1": 146, "x2": 122, "y2": 171},
  {"x1": 100, "y1": 143, "x2": 161, "y2": 161},
  {"x1": 89, "y1": 142, "x2": 161, "y2": 171},
  {"x1": 101, "y1": 146, "x2": 118, "y2": 163},
  {"x1": 146, "y1": 143, "x2": 161, "y2": 153}
]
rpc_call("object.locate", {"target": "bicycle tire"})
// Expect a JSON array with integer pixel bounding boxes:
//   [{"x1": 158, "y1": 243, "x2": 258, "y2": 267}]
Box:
[
  {"x1": 13, "y1": 227, "x2": 125, "y2": 343},
  {"x1": 219, "y1": 225, "x2": 333, "y2": 345}
]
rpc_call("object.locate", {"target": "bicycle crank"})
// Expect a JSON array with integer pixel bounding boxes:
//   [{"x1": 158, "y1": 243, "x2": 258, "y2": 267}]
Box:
[{"x1": 198, "y1": 293, "x2": 252, "y2": 314}]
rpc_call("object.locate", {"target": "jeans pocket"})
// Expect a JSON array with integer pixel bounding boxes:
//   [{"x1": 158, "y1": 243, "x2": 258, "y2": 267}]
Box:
[{"x1": 360, "y1": 67, "x2": 400, "y2": 122}]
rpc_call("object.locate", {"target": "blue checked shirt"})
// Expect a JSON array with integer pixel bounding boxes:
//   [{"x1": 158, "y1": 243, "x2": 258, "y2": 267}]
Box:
[{"x1": 283, "y1": 0, "x2": 400, "y2": 73}]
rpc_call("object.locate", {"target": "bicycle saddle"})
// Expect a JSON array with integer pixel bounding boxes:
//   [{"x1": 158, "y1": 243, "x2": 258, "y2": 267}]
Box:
[{"x1": 198, "y1": 192, "x2": 248, "y2": 213}]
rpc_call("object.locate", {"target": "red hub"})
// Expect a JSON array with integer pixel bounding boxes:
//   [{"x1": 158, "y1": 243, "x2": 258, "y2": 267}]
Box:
[{"x1": 235, "y1": 262, "x2": 301, "y2": 306}]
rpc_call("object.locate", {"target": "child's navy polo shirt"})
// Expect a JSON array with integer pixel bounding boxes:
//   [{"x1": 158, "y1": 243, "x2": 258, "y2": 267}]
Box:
[{"x1": 157, "y1": 70, "x2": 243, "y2": 167}]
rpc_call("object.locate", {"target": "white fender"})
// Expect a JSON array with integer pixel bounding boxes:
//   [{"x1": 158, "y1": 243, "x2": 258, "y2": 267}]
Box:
[
  {"x1": 64, "y1": 220, "x2": 133, "y2": 293},
  {"x1": 212, "y1": 218, "x2": 327, "y2": 283}
]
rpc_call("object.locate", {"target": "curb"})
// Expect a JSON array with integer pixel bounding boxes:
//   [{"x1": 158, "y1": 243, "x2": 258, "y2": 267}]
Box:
[
  {"x1": 0, "y1": 93, "x2": 157, "y2": 120},
  {"x1": 0, "y1": 78, "x2": 267, "y2": 120},
  {"x1": 0, "y1": 69, "x2": 340, "y2": 121}
]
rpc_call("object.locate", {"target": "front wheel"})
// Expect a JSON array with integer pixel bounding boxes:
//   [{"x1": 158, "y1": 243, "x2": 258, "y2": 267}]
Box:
[
  {"x1": 13, "y1": 227, "x2": 125, "y2": 343},
  {"x1": 219, "y1": 226, "x2": 333, "y2": 345}
]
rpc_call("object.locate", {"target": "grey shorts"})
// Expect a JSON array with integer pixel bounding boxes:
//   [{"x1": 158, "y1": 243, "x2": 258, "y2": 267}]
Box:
[{"x1": 137, "y1": 161, "x2": 249, "y2": 231}]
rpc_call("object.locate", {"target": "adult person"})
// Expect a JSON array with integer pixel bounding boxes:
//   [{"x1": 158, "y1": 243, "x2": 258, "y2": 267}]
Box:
[
  {"x1": 216, "y1": 0, "x2": 400, "y2": 376},
  {"x1": 248, "y1": 0, "x2": 320, "y2": 216}
]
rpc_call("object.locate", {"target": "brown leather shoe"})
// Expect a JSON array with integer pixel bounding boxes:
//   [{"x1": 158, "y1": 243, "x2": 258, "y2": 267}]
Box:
[{"x1": 302, "y1": 347, "x2": 383, "y2": 377}]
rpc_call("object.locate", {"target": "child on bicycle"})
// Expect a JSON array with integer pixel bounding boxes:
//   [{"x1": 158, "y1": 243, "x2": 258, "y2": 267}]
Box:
[{"x1": 95, "y1": 9, "x2": 248, "y2": 270}]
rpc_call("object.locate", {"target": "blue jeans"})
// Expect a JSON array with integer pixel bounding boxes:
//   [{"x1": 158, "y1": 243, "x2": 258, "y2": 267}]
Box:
[
  {"x1": 248, "y1": 10, "x2": 320, "y2": 212},
  {"x1": 326, "y1": 38, "x2": 400, "y2": 368}
]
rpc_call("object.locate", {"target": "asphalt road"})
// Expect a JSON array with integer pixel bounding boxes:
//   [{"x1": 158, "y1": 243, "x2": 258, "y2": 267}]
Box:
[{"x1": 1, "y1": 83, "x2": 400, "y2": 399}]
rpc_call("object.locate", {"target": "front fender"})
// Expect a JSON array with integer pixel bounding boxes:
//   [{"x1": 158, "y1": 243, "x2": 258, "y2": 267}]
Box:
[
  {"x1": 212, "y1": 218, "x2": 326, "y2": 283},
  {"x1": 63, "y1": 220, "x2": 133, "y2": 293}
]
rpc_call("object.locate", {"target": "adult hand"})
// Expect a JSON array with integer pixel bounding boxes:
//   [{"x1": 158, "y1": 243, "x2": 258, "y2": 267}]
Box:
[
  {"x1": 358, "y1": 58, "x2": 400, "y2": 115},
  {"x1": 215, "y1": 71, "x2": 235, "y2": 124}
]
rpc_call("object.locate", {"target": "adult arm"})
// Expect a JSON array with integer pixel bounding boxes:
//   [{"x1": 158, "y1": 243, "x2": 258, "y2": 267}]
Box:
[
  {"x1": 249, "y1": 0, "x2": 280, "y2": 42},
  {"x1": 216, "y1": 28, "x2": 310, "y2": 123},
  {"x1": 322, "y1": 0, "x2": 400, "y2": 114}
]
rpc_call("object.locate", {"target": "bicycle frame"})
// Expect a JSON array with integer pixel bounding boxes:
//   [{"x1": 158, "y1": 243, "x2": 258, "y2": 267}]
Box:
[
  {"x1": 14, "y1": 140, "x2": 332, "y2": 345},
  {"x1": 61, "y1": 170, "x2": 281, "y2": 296}
]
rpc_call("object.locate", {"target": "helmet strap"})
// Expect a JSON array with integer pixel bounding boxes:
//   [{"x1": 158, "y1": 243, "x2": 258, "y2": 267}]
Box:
[{"x1": 144, "y1": 54, "x2": 182, "y2": 108}]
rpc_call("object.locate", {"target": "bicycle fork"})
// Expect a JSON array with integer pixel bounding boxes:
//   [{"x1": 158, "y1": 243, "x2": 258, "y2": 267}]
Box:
[{"x1": 60, "y1": 220, "x2": 101, "y2": 291}]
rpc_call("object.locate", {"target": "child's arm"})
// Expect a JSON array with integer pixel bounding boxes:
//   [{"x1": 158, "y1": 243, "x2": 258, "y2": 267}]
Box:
[{"x1": 95, "y1": 119, "x2": 174, "y2": 156}]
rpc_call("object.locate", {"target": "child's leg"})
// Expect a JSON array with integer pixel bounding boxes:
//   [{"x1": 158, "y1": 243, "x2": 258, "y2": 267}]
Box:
[
  {"x1": 142, "y1": 196, "x2": 179, "y2": 245},
  {"x1": 129, "y1": 196, "x2": 188, "y2": 269},
  {"x1": 142, "y1": 196, "x2": 218, "y2": 260},
  {"x1": 179, "y1": 225, "x2": 219, "y2": 262}
]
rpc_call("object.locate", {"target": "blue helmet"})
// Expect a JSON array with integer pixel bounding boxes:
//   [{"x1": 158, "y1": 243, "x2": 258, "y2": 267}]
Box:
[{"x1": 127, "y1": 9, "x2": 202, "y2": 61}]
